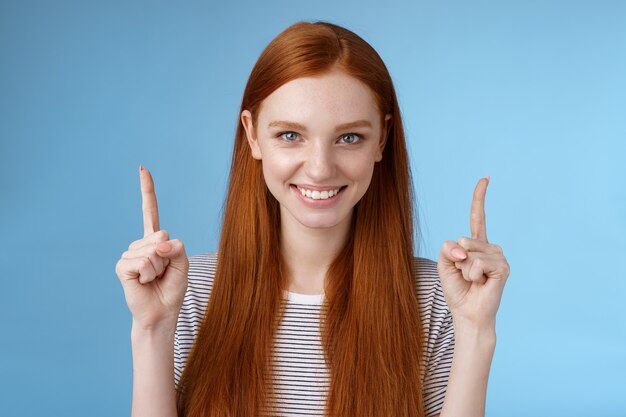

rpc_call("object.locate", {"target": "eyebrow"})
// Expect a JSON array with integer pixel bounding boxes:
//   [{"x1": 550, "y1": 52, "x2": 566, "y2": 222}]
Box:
[{"x1": 267, "y1": 119, "x2": 373, "y2": 131}]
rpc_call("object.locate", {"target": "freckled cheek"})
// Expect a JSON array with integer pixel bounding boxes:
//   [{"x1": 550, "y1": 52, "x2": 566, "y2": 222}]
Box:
[
  {"x1": 342, "y1": 157, "x2": 377, "y2": 184},
  {"x1": 261, "y1": 154, "x2": 299, "y2": 186}
]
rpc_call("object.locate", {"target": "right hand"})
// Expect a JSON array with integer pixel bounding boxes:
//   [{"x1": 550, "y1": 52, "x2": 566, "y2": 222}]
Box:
[{"x1": 115, "y1": 165, "x2": 189, "y2": 330}]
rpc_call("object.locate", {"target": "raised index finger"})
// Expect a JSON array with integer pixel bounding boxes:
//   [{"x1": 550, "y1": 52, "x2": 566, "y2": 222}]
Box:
[
  {"x1": 139, "y1": 165, "x2": 160, "y2": 237},
  {"x1": 470, "y1": 176, "x2": 489, "y2": 242}
]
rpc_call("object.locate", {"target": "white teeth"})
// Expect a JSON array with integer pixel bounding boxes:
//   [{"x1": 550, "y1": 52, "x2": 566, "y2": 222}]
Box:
[{"x1": 297, "y1": 186, "x2": 341, "y2": 200}]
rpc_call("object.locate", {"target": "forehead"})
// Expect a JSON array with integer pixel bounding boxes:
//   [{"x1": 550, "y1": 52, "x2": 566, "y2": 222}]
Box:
[{"x1": 258, "y1": 70, "x2": 380, "y2": 125}]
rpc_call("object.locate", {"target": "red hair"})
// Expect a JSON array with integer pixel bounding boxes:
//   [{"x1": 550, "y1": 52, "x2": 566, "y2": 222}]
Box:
[{"x1": 176, "y1": 20, "x2": 426, "y2": 417}]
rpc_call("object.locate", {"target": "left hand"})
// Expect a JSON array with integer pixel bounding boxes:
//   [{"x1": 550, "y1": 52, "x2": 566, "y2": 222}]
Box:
[{"x1": 437, "y1": 177, "x2": 510, "y2": 328}]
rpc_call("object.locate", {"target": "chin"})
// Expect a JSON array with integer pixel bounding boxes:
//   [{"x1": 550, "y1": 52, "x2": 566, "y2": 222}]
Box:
[
  {"x1": 301, "y1": 222, "x2": 342, "y2": 230},
  {"x1": 293, "y1": 212, "x2": 349, "y2": 230}
]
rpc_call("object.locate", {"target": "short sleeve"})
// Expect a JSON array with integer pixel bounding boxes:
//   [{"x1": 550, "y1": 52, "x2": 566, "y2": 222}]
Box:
[
  {"x1": 174, "y1": 326, "x2": 182, "y2": 391},
  {"x1": 414, "y1": 257, "x2": 455, "y2": 417},
  {"x1": 173, "y1": 252, "x2": 217, "y2": 392}
]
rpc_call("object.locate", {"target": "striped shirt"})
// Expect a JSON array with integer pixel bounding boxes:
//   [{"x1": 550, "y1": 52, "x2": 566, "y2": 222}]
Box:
[{"x1": 174, "y1": 252, "x2": 455, "y2": 417}]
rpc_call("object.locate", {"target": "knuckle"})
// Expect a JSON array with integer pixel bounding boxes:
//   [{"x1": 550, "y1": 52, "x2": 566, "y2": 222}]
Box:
[
  {"x1": 146, "y1": 243, "x2": 158, "y2": 257},
  {"x1": 156, "y1": 230, "x2": 170, "y2": 241},
  {"x1": 491, "y1": 244, "x2": 503, "y2": 254},
  {"x1": 116, "y1": 259, "x2": 131, "y2": 277},
  {"x1": 139, "y1": 258, "x2": 149, "y2": 270},
  {"x1": 442, "y1": 240, "x2": 455, "y2": 250}
]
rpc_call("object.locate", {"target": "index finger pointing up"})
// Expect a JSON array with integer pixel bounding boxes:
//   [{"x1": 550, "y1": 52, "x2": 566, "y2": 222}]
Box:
[
  {"x1": 139, "y1": 165, "x2": 160, "y2": 237},
  {"x1": 470, "y1": 176, "x2": 489, "y2": 242}
]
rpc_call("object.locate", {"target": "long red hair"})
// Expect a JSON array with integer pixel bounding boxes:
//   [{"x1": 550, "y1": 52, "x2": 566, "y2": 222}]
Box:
[{"x1": 176, "y1": 21, "x2": 426, "y2": 417}]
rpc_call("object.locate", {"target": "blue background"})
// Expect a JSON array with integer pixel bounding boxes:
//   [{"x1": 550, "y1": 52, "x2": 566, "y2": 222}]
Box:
[{"x1": 1, "y1": 1, "x2": 624, "y2": 415}]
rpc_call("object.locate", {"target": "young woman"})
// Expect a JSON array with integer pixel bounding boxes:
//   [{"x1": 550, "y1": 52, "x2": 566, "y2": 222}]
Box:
[{"x1": 115, "y1": 21, "x2": 510, "y2": 417}]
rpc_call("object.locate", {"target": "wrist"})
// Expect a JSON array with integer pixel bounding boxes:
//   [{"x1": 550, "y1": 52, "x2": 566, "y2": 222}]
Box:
[
  {"x1": 452, "y1": 316, "x2": 497, "y2": 346},
  {"x1": 131, "y1": 317, "x2": 177, "y2": 337}
]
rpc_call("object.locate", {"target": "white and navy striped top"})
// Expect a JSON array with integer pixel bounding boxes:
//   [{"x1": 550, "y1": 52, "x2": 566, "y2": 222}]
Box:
[{"x1": 174, "y1": 252, "x2": 454, "y2": 417}]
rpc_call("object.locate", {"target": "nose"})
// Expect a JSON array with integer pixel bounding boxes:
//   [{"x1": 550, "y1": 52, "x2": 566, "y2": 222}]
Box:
[{"x1": 304, "y1": 141, "x2": 336, "y2": 182}]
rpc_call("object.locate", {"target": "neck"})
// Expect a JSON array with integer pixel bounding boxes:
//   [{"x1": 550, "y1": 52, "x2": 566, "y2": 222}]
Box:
[{"x1": 280, "y1": 209, "x2": 352, "y2": 295}]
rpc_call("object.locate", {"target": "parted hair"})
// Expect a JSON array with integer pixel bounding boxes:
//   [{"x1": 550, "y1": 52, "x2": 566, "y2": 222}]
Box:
[{"x1": 176, "y1": 20, "x2": 426, "y2": 417}]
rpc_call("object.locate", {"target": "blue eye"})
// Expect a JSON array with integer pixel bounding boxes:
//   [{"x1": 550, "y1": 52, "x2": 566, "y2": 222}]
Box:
[
  {"x1": 340, "y1": 133, "x2": 362, "y2": 144},
  {"x1": 276, "y1": 131, "x2": 362, "y2": 144},
  {"x1": 278, "y1": 131, "x2": 299, "y2": 141}
]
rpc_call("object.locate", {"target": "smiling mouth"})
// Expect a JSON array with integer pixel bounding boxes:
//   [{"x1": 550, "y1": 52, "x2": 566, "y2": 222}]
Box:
[{"x1": 291, "y1": 185, "x2": 347, "y2": 200}]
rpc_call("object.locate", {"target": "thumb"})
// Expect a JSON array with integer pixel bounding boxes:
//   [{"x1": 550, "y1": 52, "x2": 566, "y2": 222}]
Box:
[
  {"x1": 438, "y1": 240, "x2": 468, "y2": 267},
  {"x1": 156, "y1": 239, "x2": 189, "y2": 273}
]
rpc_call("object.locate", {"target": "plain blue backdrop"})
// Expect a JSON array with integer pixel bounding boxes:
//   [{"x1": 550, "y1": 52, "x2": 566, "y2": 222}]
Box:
[{"x1": 1, "y1": 0, "x2": 624, "y2": 415}]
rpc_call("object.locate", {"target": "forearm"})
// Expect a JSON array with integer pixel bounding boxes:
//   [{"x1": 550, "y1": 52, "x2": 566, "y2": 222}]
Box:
[
  {"x1": 130, "y1": 320, "x2": 178, "y2": 417},
  {"x1": 439, "y1": 318, "x2": 496, "y2": 417}
]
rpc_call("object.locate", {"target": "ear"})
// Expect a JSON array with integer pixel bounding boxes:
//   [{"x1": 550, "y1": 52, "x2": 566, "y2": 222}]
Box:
[
  {"x1": 375, "y1": 113, "x2": 393, "y2": 162},
  {"x1": 241, "y1": 110, "x2": 262, "y2": 160}
]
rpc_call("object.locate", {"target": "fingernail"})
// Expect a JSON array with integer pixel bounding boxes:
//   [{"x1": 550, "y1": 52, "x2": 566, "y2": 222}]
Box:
[
  {"x1": 156, "y1": 242, "x2": 171, "y2": 253},
  {"x1": 452, "y1": 248, "x2": 466, "y2": 259}
]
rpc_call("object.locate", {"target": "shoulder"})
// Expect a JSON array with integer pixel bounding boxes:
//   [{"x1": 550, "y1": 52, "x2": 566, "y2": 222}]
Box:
[
  {"x1": 188, "y1": 251, "x2": 219, "y2": 280},
  {"x1": 412, "y1": 256, "x2": 446, "y2": 313},
  {"x1": 411, "y1": 255, "x2": 449, "y2": 316},
  {"x1": 184, "y1": 251, "x2": 218, "y2": 311},
  {"x1": 186, "y1": 252, "x2": 218, "y2": 291},
  {"x1": 177, "y1": 252, "x2": 218, "y2": 331},
  {"x1": 412, "y1": 256, "x2": 439, "y2": 286}
]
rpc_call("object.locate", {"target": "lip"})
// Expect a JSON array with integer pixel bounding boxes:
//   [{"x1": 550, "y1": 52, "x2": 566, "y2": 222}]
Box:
[
  {"x1": 290, "y1": 184, "x2": 346, "y2": 208},
  {"x1": 292, "y1": 184, "x2": 345, "y2": 191}
]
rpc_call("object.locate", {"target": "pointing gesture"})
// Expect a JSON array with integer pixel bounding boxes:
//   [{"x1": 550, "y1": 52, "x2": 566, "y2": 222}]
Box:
[
  {"x1": 115, "y1": 165, "x2": 189, "y2": 331},
  {"x1": 470, "y1": 176, "x2": 488, "y2": 242},
  {"x1": 437, "y1": 177, "x2": 510, "y2": 329},
  {"x1": 141, "y1": 166, "x2": 160, "y2": 237}
]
